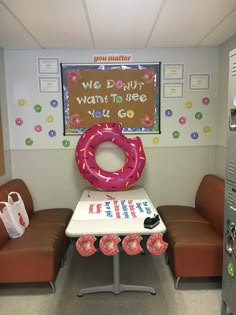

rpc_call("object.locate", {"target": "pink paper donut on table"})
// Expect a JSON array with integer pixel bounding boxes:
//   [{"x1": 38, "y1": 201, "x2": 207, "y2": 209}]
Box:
[
  {"x1": 122, "y1": 233, "x2": 143, "y2": 255},
  {"x1": 146, "y1": 233, "x2": 168, "y2": 255},
  {"x1": 99, "y1": 234, "x2": 121, "y2": 256},
  {"x1": 76, "y1": 234, "x2": 97, "y2": 257},
  {"x1": 75, "y1": 122, "x2": 146, "y2": 191}
]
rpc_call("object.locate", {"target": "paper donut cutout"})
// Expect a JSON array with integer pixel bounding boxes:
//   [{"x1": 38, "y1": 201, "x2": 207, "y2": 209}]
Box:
[
  {"x1": 76, "y1": 234, "x2": 97, "y2": 257},
  {"x1": 122, "y1": 233, "x2": 143, "y2": 255},
  {"x1": 99, "y1": 234, "x2": 121, "y2": 256},
  {"x1": 75, "y1": 122, "x2": 146, "y2": 191},
  {"x1": 146, "y1": 233, "x2": 168, "y2": 255}
]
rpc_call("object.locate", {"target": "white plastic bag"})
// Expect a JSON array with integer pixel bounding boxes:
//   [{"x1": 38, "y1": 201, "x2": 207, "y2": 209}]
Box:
[
  {"x1": 0, "y1": 192, "x2": 29, "y2": 239},
  {"x1": 8, "y1": 192, "x2": 29, "y2": 228}
]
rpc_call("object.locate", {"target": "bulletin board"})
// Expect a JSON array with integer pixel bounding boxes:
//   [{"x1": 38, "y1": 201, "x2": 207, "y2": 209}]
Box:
[{"x1": 61, "y1": 63, "x2": 161, "y2": 135}]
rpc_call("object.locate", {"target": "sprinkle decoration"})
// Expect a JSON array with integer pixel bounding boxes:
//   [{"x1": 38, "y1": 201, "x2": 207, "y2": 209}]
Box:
[
  {"x1": 203, "y1": 125, "x2": 211, "y2": 133},
  {"x1": 34, "y1": 104, "x2": 42, "y2": 113},
  {"x1": 34, "y1": 125, "x2": 42, "y2": 132},
  {"x1": 185, "y1": 101, "x2": 192, "y2": 109},
  {"x1": 17, "y1": 99, "x2": 26, "y2": 106},
  {"x1": 179, "y1": 116, "x2": 186, "y2": 125},
  {"x1": 50, "y1": 99, "x2": 58, "y2": 108},
  {"x1": 62, "y1": 140, "x2": 70, "y2": 147},
  {"x1": 25, "y1": 138, "x2": 33, "y2": 146},
  {"x1": 202, "y1": 97, "x2": 210, "y2": 105},
  {"x1": 172, "y1": 131, "x2": 180, "y2": 139},
  {"x1": 15, "y1": 117, "x2": 23, "y2": 126},
  {"x1": 46, "y1": 115, "x2": 54, "y2": 123},
  {"x1": 165, "y1": 109, "x2": 173, "y2": 117},
  {"x1": 48, "y1": 130, "x2": 56, "y2": 137},
  {"x1": 195, "y1": 112, "x2": 203, "y2": 120},
  {"x1": 153, "y1": 137, "x2": 160, "y2": 144},
  {"x1": 191, "y1": 132, "x2": 199, "y2": 140}
]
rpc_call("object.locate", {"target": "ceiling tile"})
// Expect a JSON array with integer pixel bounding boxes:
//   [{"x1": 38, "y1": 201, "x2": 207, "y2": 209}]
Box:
[
  {"x1": 148, "y1": 0, "x2": 236, "y2": 47},
  {"x1": 200, "y1": 9, "x2": 236, "y2": 46},
  {"x1": 2, "y1": 0, "x2": 94, "y2": 48},
  {"x1": 0, "y1": 2, "x2": 41, "y2": 49},
  {"x1": 86, "y1": 0, "x2": 164, "y2": 48},
  {"x1": 0, "y1": 0, "x2": 236, "y2": 49}
]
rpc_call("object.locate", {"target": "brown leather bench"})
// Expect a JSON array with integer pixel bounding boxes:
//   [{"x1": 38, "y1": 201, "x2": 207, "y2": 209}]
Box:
[
  {"x1": 157, "y1": 174, "x2": 224, "y2": 288},
  {"x1": 0, "y1": 179, "x2": 73, "y2": 292}
]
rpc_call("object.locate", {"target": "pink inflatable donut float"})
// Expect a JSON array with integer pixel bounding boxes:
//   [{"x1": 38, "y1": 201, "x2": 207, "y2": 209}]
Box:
[
  {"x1": 146, "y1": 233, "x2": 168, "y2": 255},
  {"x1": 75, "y1": 122, "x2": 146, "y2": 191},
  {"x1": 76, "y1": 234, "x2": 97, "y2": 257},
  {"x1": 99, "y1": 234, "x2": 121, "y2": 256},
  {"x1": 122, "y1": 233, "x2": 143, "y2": 255}
]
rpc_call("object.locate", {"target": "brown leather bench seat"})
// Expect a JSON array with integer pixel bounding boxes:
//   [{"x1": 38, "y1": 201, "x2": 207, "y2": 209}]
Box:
[
  {"x1": 0, "y1": 179, "x2": 73, "y2": 292},
  {"x1": 157, "y1": 174, "x2": 224, "y2": 288}
]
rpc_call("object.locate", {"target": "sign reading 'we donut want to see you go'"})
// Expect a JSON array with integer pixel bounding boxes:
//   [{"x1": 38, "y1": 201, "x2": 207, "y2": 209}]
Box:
[{"x1": 61, "y1": 63, "x2": 161, "y2": 135}]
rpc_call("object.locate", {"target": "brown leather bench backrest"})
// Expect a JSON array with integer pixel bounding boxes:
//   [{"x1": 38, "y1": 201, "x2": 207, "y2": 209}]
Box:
[
  {"x1": 195, "y1": 174, "x2": 225, "y2": 237},
  {"x1": 0, "y1": 178, "x2": 34, "y2": 217}
]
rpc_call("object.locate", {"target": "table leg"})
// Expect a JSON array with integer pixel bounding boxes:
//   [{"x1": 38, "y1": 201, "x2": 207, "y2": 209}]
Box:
[{"x1": 78, "y1": 253, "x2": 156, "y2": 296}]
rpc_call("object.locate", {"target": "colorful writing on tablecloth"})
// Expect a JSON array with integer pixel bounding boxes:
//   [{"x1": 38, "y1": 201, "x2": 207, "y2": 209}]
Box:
[{"x1": 88, "y1": 199, "x2": 153, "y2": 219}]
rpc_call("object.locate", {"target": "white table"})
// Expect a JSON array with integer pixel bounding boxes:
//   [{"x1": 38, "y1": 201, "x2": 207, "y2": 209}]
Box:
[{"x1": 65, "y1": 186, "x2": 166, "y2": 296}]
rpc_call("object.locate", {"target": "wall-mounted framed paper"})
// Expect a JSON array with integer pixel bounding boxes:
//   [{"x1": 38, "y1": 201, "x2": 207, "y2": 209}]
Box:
[
  {"x1": 189, "y1": 73, "x2": 210, "y2": 90},
  {"x1": 39, "y1": 77, "x2": 60, "y2": 93},
  {"x1": 163, "y1": 64, "x2": 184, "y2": 80},
  {"x1": 37, "y1": 57, "x2": 60, "y2": 75},
  {"x1": 163, "y1": 83, "x2": 183, "y2": 98}
]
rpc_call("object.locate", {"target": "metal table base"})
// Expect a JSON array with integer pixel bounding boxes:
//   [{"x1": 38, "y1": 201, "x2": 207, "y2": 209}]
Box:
[{"x1": 78, "y1": 252, "x2": 156, "y2": 296}]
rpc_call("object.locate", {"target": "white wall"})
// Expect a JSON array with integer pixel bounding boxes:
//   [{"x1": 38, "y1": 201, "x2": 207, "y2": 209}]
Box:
[
  {"x1": 4, "y1": 48, "x2": 219, "y2": 149},
  {"x1": 2, "y1": 47, "x2": 221, "y2": 210},
  {"x1": 10, "y1": 146, "x2": 216, "y2": 210}
]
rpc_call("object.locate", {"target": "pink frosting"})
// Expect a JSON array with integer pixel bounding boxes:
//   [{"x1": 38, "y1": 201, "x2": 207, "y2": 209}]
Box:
[
  {"x1": 75, "y1": 122, "x2": 146, "y2": 191},
  {"x1": 122, "y1": 233, "x2": 143, "y2": 255},
  {"x1": 99, "y1": 234, "x2": 121, "y2": 256},
  {"x1": 76, "y1": 234, "x2": 97, "y2": 257},
  {"x1": 146, "y1": 233, "x2": 168, "y2": 255}
]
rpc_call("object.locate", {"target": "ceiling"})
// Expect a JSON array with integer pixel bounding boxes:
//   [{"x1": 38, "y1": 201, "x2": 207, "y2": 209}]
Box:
[{"x1": 0, "y1": 0, "x2": 236, "y2": 50}]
